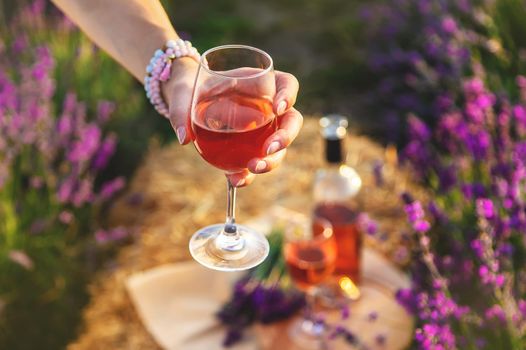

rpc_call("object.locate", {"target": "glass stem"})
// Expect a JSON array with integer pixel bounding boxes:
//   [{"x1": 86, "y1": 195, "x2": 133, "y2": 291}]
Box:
[
  {"x1": 215, "y1": 178, "x2": 245, "y2": 253},
  {"x1": 305, "y1": 289, "x2": 316, "y2": 322},
  {"x1": 225, "y1": 179, "x2": 237, "y2": 235},
  {"x1": 301, "y1": 288, "x2": 325, "y2": 338}
]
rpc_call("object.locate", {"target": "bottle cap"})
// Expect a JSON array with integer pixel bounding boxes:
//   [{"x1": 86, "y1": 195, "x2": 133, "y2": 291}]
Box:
[{"x1": 319, "y1": 114, "x2": 348, "y2": 140}]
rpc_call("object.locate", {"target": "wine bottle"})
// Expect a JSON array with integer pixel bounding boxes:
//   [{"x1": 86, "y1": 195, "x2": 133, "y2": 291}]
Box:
[{"x1": 313, "y1": 115, "x2": 363, "y2": 294}]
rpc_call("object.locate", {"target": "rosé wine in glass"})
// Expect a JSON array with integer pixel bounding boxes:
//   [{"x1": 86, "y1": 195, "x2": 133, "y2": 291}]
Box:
[{"x1": 192, "y1": 91, "x2": 276, "y2": 173}]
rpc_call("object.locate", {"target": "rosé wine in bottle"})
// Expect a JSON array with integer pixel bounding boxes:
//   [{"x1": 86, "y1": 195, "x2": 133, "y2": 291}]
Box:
[
  {"x1": 313, "y1": 115, "x2": 363, "y2": 291},
  {"x1": 314, "y1": 203, "x2": 361, "y2": 282},
  {"x1": 191, "y1": 91, "x2": 276, "y2": 173}
]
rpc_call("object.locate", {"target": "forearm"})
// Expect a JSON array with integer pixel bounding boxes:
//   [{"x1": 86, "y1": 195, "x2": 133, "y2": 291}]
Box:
[{"x1": 51, "y1": 0, "x2": 178, "y2": 81}]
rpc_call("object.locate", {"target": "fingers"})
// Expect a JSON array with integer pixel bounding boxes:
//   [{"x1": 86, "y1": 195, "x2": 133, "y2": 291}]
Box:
[
  {"x1": 262, "y1": 108, "x2": 303, "y2": 156},
  {"x1": 165, "y1": 59, "x2": 199, "y2": 145},
  {"x1": 226, "y1": 170, "x2": 256, "y2": 188},
  {"x1": 248, "y1": 149, "x2": 287, "y2": 174},
  {"x1": 273, "y1": 71, "x2": 299, "y2": 115},
  {"x1": 167, "y1": 80, "x2": 194, "y2": 145}
]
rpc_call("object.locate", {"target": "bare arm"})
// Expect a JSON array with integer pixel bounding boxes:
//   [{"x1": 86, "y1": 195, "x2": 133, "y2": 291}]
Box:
[
  {"x1": 51, "y1": 0, "x2": 178, "y2": 81},
  {"x1": 51, "y1": 0, "x2": 303, "y2": 187}
]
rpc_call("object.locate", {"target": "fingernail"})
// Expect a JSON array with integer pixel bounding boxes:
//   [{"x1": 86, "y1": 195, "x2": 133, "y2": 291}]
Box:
[
  {"x1": 267, "y1": 141, "x2": 281, "y2": 155},
  {"x1": 255, "y1": 160, "x2": 267, "y2": 173},
  {"x1": 176, "y1": 126, "x2": 186, "y2": 144},
  {"x1": 277, "y1": 100, "x2": 287, "y2": 115},
  {"x1": 234, "y1": 178, "x2": 245, "y2": 187}
]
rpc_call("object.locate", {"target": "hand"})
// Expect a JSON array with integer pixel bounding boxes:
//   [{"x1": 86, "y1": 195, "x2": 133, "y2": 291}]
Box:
[{"x1": 162, "y1": 57, "x2": 303, "y2": 187}]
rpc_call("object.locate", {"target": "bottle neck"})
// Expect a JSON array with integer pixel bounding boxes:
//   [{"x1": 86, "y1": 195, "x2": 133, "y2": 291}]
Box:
[{"x1": 325, "y1": 138, "x2": 345, "y2": 165}]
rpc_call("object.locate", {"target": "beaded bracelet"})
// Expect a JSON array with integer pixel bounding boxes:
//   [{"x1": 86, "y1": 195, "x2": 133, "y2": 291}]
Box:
[{"x1": 144, "y1": 39, "x2": 200, "y2": 118}]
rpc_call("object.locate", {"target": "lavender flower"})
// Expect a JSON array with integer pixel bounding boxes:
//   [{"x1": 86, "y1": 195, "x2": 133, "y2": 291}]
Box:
[
  {"x1": 92, "y1": 133, "x2": 117, "y2": 170},
  {"x1": 356, "y1": 212, "x2": 378, "y2": 235},
  {"x1": 67, "y1": 124, "x2": 101, "y2": 163},
  {"x1": 217, "y1": 279, "x2": 305, "y2": 347},
  {"x1": 58, "y1": 210, "x2": 74, "y2": 224},
  {"x1": 476, "y1": 198, "x2": 495, "y2": 220},
  {"x1": 95, "y1": 226, "x2": 130, "y2": 244},
  {"x1": 98, "y1": 177, "x2": 125, "y2": 201}
]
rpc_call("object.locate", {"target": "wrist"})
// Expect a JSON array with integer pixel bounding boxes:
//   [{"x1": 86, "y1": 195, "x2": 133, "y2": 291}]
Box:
[
  {"x1": 161, "y1": 56, "x2": 199, "y2": 109},
  {"x1": 143, "y1": 39, "x2": 200, "y2": 118}
]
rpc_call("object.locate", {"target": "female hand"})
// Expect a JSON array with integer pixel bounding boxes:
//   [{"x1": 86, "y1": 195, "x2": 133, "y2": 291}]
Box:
[{"x1": 162, "y1": 57, "x2": 303, "y2": 187}]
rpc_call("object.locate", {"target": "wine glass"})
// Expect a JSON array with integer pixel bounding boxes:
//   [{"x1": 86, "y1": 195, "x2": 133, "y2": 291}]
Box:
[
  {"x1": 284, "y1": 217, "x2": 337, "y2": 349},
  {"x1": 188, "y1": 45, "x2": 276, "y2": 271}
]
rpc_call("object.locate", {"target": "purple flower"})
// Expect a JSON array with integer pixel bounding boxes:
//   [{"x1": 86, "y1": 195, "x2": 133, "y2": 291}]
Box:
[
  {"x1": 405, "y1": 201, "x2": 425, "y2": 223},
  {"x1": 465, "y1": 130, "x2": 491, "y2": 161},
  {"x1": 92, "y1": 133, "x2": 117, "y2": 170},
  {"x1": 341, "y1": 305, "x2": 350, "y2": 320},
  {"x1": 396, "y1": 288, "x2": 417, "y2": 314},
  {"x1": 357, "y1": 213, "x2": 378, "y2": 235},
  {"x1": 513, "y1": 105, "x2": 526, "y2": 127},
  {"x1": 67, "y1": 124, "x2": 102, "y2": 163},
  {"x1": 497, "y1": 243, "x2": 513, "y2": 257},
  {"x1": 59, "y1": 210, "x2": 74, "y2": 224},
  {"x1": 57, "y1": 176, "x2": 77, "y2": 203},
  {"x1": 99, "y1": 177, "x2": 125, "y2": 201},
  {"x1": 414, "y1": 220, "x2": 431, "y2": 233},
  {"x1": 223, "y1": 329, "x2": 242, "y2": 347},
  {"x1": 441, "y1": 16, "x2": 458, "y2": 34},
  {"x1": 476, "y1": 198, "x2": 495, "y2": 220},
  {"x1": 12, "y1": 35, "x2": 28, "y2": 53},
  {"x1": 461, "y1": 183, "x2": 486, "y2": 200},
  {"x1": 485, "y1": 304, "x2": 506, "y2": 323},
  {"x1": 518, "y1": 300, "x2": 526, "y2": 317},
  {"x1": 437, "y1": 166, "x2": 457, "y2": 192},
  {"x1": 72, "y1": 179, "x2": 93, "y2": 207},
  {"x1": 464, "y1": 78, "x2": 485, "y2": 96},
  {"x1": 57, "y1": 113, "x2": 73, "y2": 138},
  {"x1": 96, "y1": 100, "x2": 115, "y2": 124},
  {"x1": 478, "y1": 265, "x2": 492, "y2": 284},
  {"x1": 494, "y1": 274, "x2": 505, "y2": 288},
  {"x1": 415, "y1": 323, "x2": 456, "y2": 349},
  {"x1": 367, "y1": 311, "x2": 378, "y2": 322},
  {"x1": 470, "y1": 239, "x2": 484, "y2": 258},
  {"x1": 95, "y1": 226, "x2": 129, "y2": 244},
  {"x1": 408, "y1": 115, "x2": 431, "y2": 141}
]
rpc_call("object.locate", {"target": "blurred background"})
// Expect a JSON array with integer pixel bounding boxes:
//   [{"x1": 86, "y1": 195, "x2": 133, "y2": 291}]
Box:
[{"x1": 2, "y1": 0, "x2": 526, "y2": 348}]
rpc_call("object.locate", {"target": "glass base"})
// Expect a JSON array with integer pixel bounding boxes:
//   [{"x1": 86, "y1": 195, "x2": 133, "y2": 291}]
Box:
[
  {"x1": 318, "y1": 276, "x2": 361, "y2": 308},
  {"x1": 288, "y1": 318, "x2": 327, "y2": 350},
  {"x1": 189, "y1": 224, "x2": 269, "y2": 271}
]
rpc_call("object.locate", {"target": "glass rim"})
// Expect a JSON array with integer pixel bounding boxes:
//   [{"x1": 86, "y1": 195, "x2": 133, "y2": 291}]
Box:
[
  {"x1": 199, "y1": 44, "x2": 274, "y2": 80},
  {"x1": 284, "y1": 217, "x2": 334, "y2": 244}
]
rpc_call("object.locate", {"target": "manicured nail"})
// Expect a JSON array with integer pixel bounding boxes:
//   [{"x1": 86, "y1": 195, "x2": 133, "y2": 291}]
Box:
[
  {"x1": 267, "y1": 141, "x2": 281, "y2": 155},
  {"x1": 234, "y1": 178, "x2": 245, "y2": 187},
  {"x1": 176, "y1": 126, "x2": 186, "y2": 144},
  {"x1": 277, "y1": 100, "x2": 287, "y2": 115},
  {"x1": 255, "y1": 160, "x2": 267, "y2": 173}
]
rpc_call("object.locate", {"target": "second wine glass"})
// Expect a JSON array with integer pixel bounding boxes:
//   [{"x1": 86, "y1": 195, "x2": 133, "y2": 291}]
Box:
[
  {"x1": 284, "y1": 217, "x2": 337, "y2": 349},
  {"x1": 188, "y1": 45, "x2": 276, "y2": 271}
]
